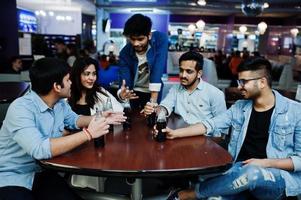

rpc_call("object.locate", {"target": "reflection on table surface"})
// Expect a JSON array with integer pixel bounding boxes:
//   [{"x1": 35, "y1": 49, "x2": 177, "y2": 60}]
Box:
[{"x1": 40, "y1": 112, "x2": 232, "y2": 178}]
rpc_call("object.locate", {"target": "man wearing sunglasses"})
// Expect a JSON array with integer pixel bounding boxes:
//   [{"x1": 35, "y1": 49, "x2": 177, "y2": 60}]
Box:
[{"x1": 165, "y1": 57, "x2": 301, "y2": 199}]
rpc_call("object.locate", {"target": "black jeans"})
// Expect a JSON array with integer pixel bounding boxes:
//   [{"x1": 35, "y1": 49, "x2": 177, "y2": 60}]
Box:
[{"x1": 0, "y1": 170, "x2": 83, "y2": 200}]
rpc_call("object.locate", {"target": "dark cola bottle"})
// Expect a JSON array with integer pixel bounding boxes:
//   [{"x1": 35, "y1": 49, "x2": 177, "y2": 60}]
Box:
[
  {"x1": 94, "y1": 136, "x2": 105, "y2": 148},
  {"x1": 123, "y1": 100, "x2": 132, "y2": 130},
  {"x1": 147, "y1": 99, "x2": 157, "y2": 127},
  {"x1": 147, "y1": 112, "x2": 156, "y2": 127},
  {"x1": 155, "y1": 109, "x2": 167, "y2": 142}
]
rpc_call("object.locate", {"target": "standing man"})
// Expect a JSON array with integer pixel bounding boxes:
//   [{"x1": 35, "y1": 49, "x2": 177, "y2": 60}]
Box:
[
  {"x1": 118, "y1": 13, "x2": 168, "y2": 109},
  {"x1": 144, "y1": 51, "x2": 227, "y2": 132},
  {"x1": 165, "y1": 57, "x2": 301, "y2": 199},
  {"x1": 0, "y1": 58, "x2": 125, "y2": 200}
]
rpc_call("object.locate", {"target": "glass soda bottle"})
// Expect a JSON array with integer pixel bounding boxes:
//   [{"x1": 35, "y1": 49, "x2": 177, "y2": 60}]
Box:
[{"x1": 94, "y1": 107, "x2": 105, "y2": 148}]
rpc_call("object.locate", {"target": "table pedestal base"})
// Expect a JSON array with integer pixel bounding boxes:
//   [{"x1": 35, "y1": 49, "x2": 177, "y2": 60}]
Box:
[{"x1": 130, "y1": 178, "x2": 142, "y2": 200}]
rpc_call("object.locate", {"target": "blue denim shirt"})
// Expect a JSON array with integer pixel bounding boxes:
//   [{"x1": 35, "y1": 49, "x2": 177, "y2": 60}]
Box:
[
  {"x1": 160, "y1": 79, "x2": 227, "y2": 131},
  {"x1": 118, "y1": 31, "x2": 168, "y2": 92},
  {"x1": 203, "y1": 90, "x2": 301, "y2": 196},
  {"x1": 0, "y1": 91, "x2": 79, "y2": 190}
]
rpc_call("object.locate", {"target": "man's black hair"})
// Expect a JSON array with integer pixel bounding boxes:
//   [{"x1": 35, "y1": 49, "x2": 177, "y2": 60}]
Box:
[
  {"x1": 179, "y1": 51, "x2": 204, "y2": 71},
  {"x1": 123, "y1": 14, "x2": 152, "y2": 37},
  {"x1": 237, "y1": 57, "x2": 272, "y2": 87},
  {"x1": 30, "y1": 58, "x2": 70, "y2": 95}
]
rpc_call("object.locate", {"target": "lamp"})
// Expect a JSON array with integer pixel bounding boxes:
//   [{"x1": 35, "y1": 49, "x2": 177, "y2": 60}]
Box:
[
  {"x1": 241, "y1": 0, "x2": 264, "y2": 17},
  {"x1": 257, "y1": 21, "x2": 267, "y2": 35},
  {"x1": 196, "y1": 19, "x2": 205, "y2": 31},
  {"x1": 197, "y1": 0, "x2": 206, "y2": 6},
  {"x1": 188, "y1": 24, "x2": 196, "y2": 35},
  {"x1": 290, "y1": 28, "x2": 299, "y2": 37},
  {"x1": 239, "y1": 25, "x2": 247, "y2": 34},
  {"x1": 263, "y1": 2, "x2": 269, "y2": 8}
]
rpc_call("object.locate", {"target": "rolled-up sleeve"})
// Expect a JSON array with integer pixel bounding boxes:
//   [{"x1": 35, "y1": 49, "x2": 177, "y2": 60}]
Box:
[
  {"x1": 203, "y1": 107, "x2": 233, "y2": 137},
  {"x1": 61, "y1": 100, "x2": 80, "y2": 130},
  {"x1": 160, "y1": 86, "x2": 177, "y2": 116},
  {"x1": 149, "y1": 83, "x2": 162, "y2": 92}
]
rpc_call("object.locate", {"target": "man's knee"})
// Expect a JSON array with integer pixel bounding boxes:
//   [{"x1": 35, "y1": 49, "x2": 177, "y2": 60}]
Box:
[
  {"x1": 244, "y1": 165, "x2": 276, "y2": 190},
  {"x1": 231, "y1": 165, "x2": 261, "y2": 190}
]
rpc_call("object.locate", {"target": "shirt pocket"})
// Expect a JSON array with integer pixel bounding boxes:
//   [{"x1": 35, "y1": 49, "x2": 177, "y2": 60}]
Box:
[{"x1": 272, "y1": 124, "x2": 294, "y2": 151}]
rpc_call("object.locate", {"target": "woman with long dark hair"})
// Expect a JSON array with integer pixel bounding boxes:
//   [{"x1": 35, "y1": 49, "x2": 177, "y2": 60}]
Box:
[
  {"x1": 69, "y1": 57, "x2": 123, "y2": 190},
  {"x1": 69, "y1": 57, "x2": 123, "y2": 115}
]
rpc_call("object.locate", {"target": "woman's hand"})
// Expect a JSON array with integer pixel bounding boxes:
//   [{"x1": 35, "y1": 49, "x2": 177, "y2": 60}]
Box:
[{"x1": 102, "y1": 110, "x2": 127, "y2": 125}]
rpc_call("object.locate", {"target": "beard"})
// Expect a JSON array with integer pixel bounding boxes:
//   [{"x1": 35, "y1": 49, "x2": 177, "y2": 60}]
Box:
[
  {"x1": 181, "y1": 76, "x2": 199, "y2": 88},
  {"x1": 134, "y1": 44, "x2": 148, "y2": 54},
  {"x1": 241, "y1": 89, "x2": 261, "y2": 100}
]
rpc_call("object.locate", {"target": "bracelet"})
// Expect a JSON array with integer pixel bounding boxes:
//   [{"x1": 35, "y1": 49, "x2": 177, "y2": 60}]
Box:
[
  {"x1": 83, "y1": 130, "x2": 91, "y2": 141},
  {"x1": 83, "y1": 128, "x2": 92, "y2": 141}
]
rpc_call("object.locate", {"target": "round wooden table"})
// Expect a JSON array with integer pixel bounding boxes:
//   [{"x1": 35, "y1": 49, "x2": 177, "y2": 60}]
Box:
[{"x1": 40, "y1": 112, "x2": 232, "y2": 200}]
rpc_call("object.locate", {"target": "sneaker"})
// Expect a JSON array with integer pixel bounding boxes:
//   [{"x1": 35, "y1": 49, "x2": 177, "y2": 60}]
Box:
[{"x1": 166, "y1": 188, "x2": 182, "y2": 200}]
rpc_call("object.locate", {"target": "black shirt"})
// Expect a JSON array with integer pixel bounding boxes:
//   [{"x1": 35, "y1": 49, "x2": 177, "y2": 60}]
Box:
[
  {"x1": 73, "y1": 104, "x2": 91, "y2": 116},
  {"x1": 236, "y1": 106, "x2": 274, "y2": 161}
]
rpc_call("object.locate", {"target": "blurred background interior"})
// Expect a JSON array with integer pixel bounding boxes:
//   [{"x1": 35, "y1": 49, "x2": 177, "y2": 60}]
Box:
[{"x1": 0, "y1": 0, "x2": 301, "y2": 102}]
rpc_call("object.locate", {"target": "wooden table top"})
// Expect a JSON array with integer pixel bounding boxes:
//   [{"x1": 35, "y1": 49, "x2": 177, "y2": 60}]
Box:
[
  {"x1": 0, "y1": 82, "x2": 30, "y2": 103},
  {"x1": 40, "y1": 113, "x2": 232, "y2": 178}
]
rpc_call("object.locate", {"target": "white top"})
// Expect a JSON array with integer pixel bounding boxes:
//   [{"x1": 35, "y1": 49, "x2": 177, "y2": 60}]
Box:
[{"x1": 90, "y1": 89, "x2": 124, "y2": 114}]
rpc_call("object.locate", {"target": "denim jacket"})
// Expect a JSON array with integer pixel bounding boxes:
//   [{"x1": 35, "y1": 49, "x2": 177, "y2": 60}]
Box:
[
  {"x1": 118, "y1": 31, "x2": 168, "y2": 92},
  {"x1": 203, "y1": 90, "x2": 301, "y2": 196}
]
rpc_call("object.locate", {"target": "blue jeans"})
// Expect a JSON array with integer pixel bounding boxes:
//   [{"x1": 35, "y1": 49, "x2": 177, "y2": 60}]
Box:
[{"x1": 195, "y1": 162, "x2": 286, "y2": 200}]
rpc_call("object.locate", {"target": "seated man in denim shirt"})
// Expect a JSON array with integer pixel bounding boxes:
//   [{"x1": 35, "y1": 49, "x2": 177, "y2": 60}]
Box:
[
  {"x1": 166, "y1": 57, "x2": 301, "y2": 199},
  {"x1": 0, "y1": 58, "x2": 125, "y2": 200},
  {"x1": 144, "y1": 51, "x2": 227, "y2": 134}
]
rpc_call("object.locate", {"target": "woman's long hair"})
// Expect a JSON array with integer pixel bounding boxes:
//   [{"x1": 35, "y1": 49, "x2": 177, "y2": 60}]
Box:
[{"x1": 69, "y1": 57, "x2": 107, "y2": 109}]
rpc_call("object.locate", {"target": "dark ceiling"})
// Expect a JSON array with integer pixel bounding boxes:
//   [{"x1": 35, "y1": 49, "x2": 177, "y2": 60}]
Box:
[{"x1": 98, "y1": 0, "x2": 301, "y2": 18}]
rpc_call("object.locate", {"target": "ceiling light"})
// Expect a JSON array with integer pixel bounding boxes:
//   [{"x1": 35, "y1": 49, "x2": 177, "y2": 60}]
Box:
[
  {"x1": 239, "y1": 25, "x2": 247, "y2": 34},
  {"x1": 197, "y1": 0, "x2": 206, "y2": 6},
  {"x1": 188, "y1": 24, "x2": 196, "y2": 35},
  {"x1": 290, "y1": 28, "x2": 299, "y2": 37},
  {"x1": 263, "y1": 2, "x2": 269, "y2": 9},
  {"x1": 196, "y1": 19, "x2": 205, "y2": 31},
  {"x1": 66, "y1": 16, "x2": 72, "y2": 21},
  {"x1": 257, "y1": 21, "x2": 267, "y2": 35},
  {"x1": 39, "y1": 10, "x2": 46, "y2": 17},
  {"x1": 48, "y1": 11, "x2": 54, "y2": 16},
  {"x1": 56, "y1": 15, "x2": 66, "y2": 21}
]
